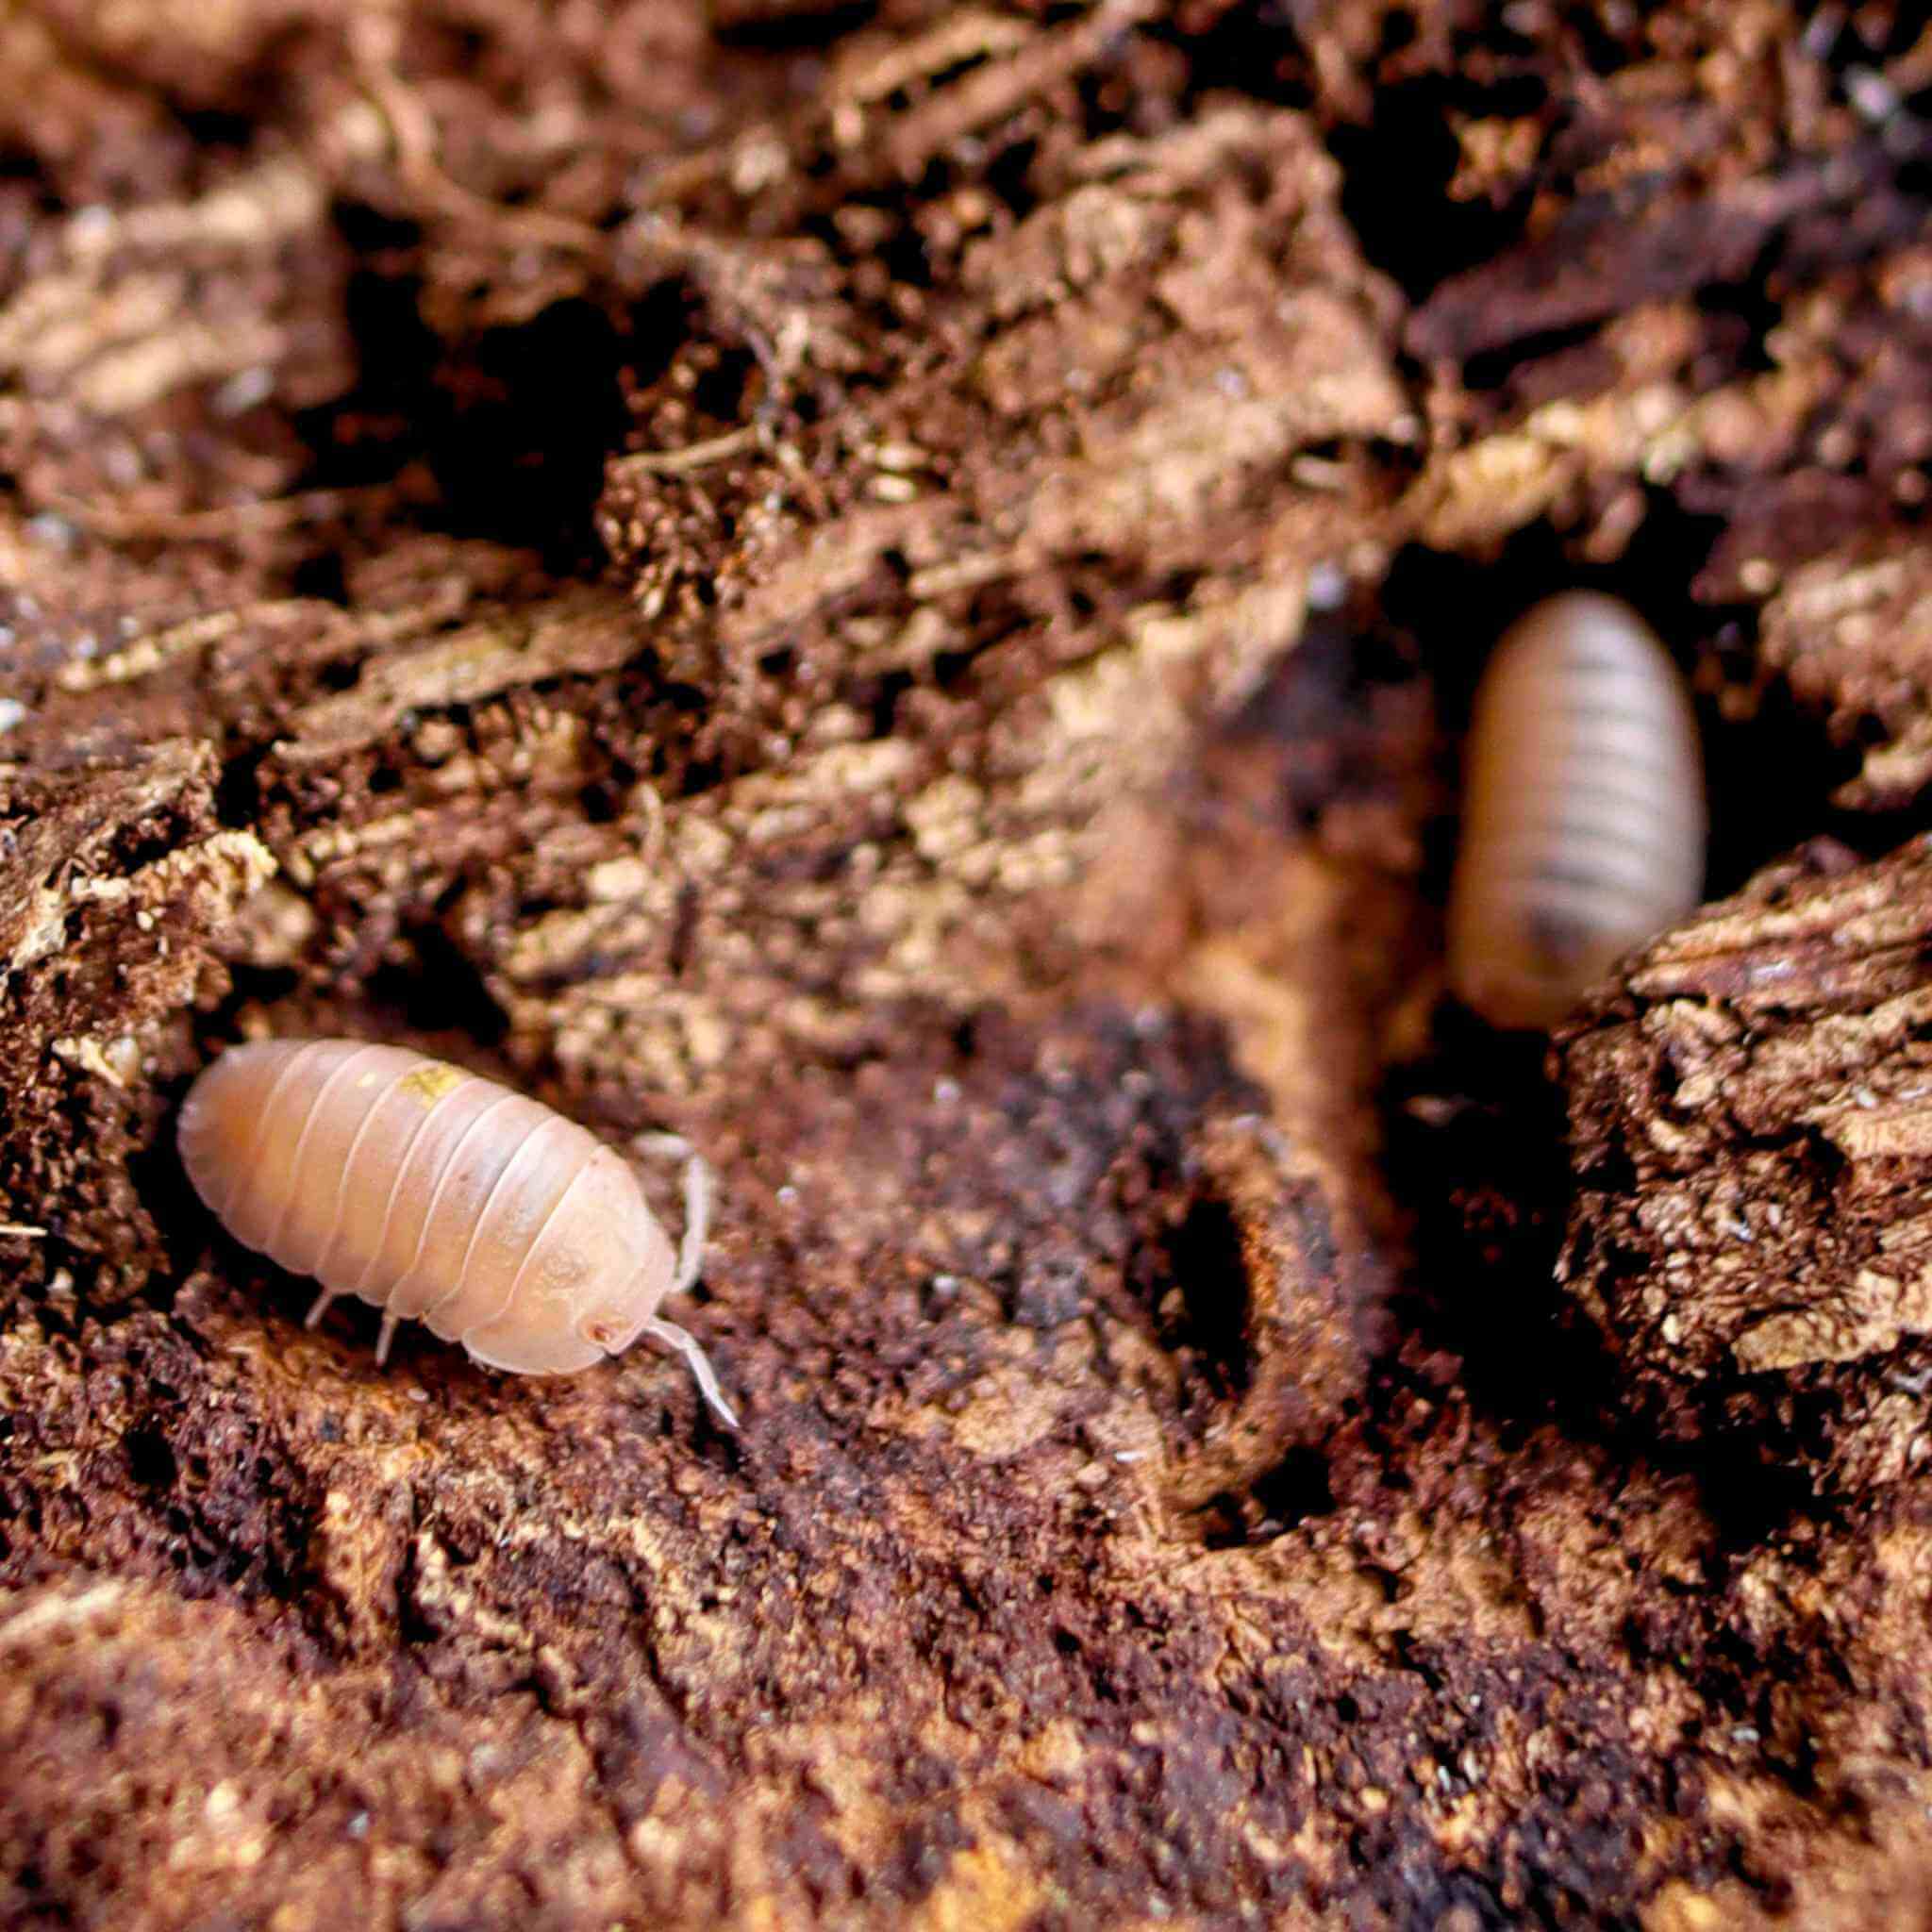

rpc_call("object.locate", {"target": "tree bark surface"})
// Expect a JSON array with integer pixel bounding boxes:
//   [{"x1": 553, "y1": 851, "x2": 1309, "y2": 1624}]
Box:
[{"x1": 2, "y1": 3, "x2": 1931, "y2": 1927}]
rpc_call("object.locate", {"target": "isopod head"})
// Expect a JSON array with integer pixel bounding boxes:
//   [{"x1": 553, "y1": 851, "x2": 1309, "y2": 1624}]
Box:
[{"x1": 452, "y1": 1144, "x2": 676, "y2": 1374}]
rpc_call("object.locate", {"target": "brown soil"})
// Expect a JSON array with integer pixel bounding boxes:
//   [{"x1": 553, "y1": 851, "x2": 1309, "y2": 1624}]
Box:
[{"x1": 2, "y1": 3, "x2": 1931, "y2": 1927}]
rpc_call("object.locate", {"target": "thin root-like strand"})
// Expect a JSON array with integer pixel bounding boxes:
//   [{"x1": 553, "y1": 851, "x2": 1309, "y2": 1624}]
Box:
[{"x1": 641, "y1": 1315, "x2": 740, "y2": 1431}]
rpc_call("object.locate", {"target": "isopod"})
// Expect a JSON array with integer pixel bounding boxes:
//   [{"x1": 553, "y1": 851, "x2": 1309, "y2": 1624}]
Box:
[
  {"x1": 176, "y1": 1039, "x2": 737, "y2": 1425},
  {"x1": 1447, "y1": 591, "x2": 1706, "y2": 1030}
]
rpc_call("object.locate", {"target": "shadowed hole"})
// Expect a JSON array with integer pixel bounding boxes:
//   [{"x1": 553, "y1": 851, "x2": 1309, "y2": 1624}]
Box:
[{"x1": 1159, "y1": 1193, "x2": 1251, "y2": 1400}]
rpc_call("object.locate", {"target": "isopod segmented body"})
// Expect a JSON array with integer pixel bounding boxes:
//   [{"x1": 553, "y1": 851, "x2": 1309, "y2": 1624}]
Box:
[
  {"x1": 1447, "y1": 591, "x2": 1706, "y2": 1030},
  {"x1": 177, "y1": 1039, "x2": 736, "y2": 1424}
]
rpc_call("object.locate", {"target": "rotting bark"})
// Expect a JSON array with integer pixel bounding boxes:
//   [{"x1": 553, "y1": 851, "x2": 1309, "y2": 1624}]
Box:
[
  {"x1": 1557, "y1": 835, "x2": 1932, "y2": 1494},
  {"x1": 2, "y1": 4, "x2": 1932, "y2": 1929}
]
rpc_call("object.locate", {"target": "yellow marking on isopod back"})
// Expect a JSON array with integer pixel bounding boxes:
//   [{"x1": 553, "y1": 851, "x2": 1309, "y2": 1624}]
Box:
[{"x1": 398, "y1": 1060, "x2": 466, "y2": 1108}]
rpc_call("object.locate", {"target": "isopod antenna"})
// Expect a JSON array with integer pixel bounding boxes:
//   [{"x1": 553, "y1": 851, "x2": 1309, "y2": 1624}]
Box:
[{"x1": 635, "y1": 1137, "x2": 740, "y2": 1431}]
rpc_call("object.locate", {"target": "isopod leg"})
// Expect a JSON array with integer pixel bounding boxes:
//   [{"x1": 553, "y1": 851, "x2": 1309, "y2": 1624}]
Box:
[
  {"x1": 304, "y1": 1287, "x2": 338, "y2": 1329},
  {"x1": 375, "y1": 1312, "x2": 399, "y2": 1364},
  {"x1": 641, "y1": 1315, "x2": 739, "y2": 1431}
]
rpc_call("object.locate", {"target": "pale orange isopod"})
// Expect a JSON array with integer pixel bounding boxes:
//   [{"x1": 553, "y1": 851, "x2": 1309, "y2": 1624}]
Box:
[
  {"x1": 1447, "y1": 591, "x2": 1706, "y2": 1030},
  {"x1": 177, "y1": 1039, "x2": 737, "y2": 1424}
]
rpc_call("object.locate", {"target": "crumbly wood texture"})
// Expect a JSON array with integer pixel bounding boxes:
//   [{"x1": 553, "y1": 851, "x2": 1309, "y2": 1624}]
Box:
[
  {"x1": 1557, "y1": 836, "x2": 1932, "y2": 1494},
  {"x1": 1, "y1": 3, "x2": 1930, "y2": 1927}
]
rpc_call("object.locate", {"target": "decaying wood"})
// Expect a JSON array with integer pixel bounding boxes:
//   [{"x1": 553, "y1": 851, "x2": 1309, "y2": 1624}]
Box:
[
  {"x1": 3, "y1": 2, "x2": 1932, "y2": 1928},
  {"x1": 1558, "y1": 836, "x2": 1932, "y2": 1492}
]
